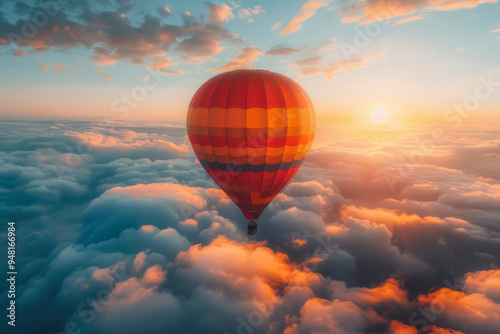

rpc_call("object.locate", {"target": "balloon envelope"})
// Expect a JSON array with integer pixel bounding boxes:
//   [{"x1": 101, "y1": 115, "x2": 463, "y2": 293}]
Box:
[{"x1": 187, "y1": 69, "x2": 315, "y2": 220}]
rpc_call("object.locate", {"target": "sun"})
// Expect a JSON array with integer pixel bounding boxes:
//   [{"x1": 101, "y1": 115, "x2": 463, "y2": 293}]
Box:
[{"x1": 370, "y1": 106, "x2": 390, "y2": 125}]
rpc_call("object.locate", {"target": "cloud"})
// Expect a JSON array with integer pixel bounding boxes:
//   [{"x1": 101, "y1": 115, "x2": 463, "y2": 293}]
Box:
[
  {"x1": 214, "y1": 46, "x2": 263, "y2": 72},
  {"x1": 296, "y1": 55, "x2": 324, "y2": 66},
  {"x1": 265, "y1": 45, "x2": 302, "y2": 56},
  {"x1": 96, "y1": 70, "x2": 112, "y2": 81},
  {"x1": 161, "y1": 69, "x2": 186, "y2": 76},
  {"x1": 389, "y1": 320, "x2": 419, "y2": 334},
  {"x1": 339, "y1": 0, "x2": 497, "y2": 24},
  {"x1": 392, "y1": 15, "x2": 425, "y2": 25},
  {"x1": 434, "y1": 0, "x2": 498, "y2": 11},
  {"x1": 149, "y1": 57, "x2": 177, "y2": 72},
  {"x1": 0, "y1": 1, "x2": 241, "y2": 67},
  {"x1": 464, "y1": 269, "x2": 500, "y2": 303},
  {"x1": 271, "y1": 21, "x2": 282, "y2": 30},
  {"x1": 417, "y1": 287, "x2": 500, "y2": 334},
  {"x1": 13, "y1": 49, "x2": 27, "y2": 56},
  {"x1": 284, "y1": 298, "x2": 380, "y2": 333},
  {"x1": 2, "y1": 120, "x2": 500, "y2": 333},
  {"x1": 208, "y1": 3, "x2": 234, "y2": 23},
  {"x1": 158, "y1": 6, "x2": 171, "y2": 16},
  {"x1": 53, "y1": 62, "x2": 67, "y2": 72},
  {"x1": 301, "y1": 52, "x2": 386, "y2": 79},
  {"x1": 176, "y1": 10, "x2": 240, "y2": 63},
  {"x1": 237, "y1": 5, "x2": 265, "y2": 22},
  {"x1": 281, "y1": 0, "x2": 333, "y2": 35}
]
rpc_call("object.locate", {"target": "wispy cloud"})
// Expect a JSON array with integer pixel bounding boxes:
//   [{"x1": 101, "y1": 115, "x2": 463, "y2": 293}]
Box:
[
  {"x1": 214, "y1": 46, "x2": 263, "y2": 72},
  {"x1": 301, "y1": 52, "x2": 386, "y2": 79},
  {"x1": 281, "y1": 0, "x2": 333, "y2": 35},
  {"x1": 392, "y1": 15, "x2": 425, "y2": 25},
  {"x1": 265, "y1": 44, "x2": 303, "y2": 56},
  {"x1": 339, "y1": 0, "x2": 497, "y2": 24},
  {"x1": 271, "y1": 21, "x2": 282, "y2": 30},
  {"x1": 96, "y1": 70, "x2": 112, "y2": 82}
]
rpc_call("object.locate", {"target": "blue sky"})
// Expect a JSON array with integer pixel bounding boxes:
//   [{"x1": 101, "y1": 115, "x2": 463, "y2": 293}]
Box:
[{"x1": 0, "y1": 0, "x2": 499, "y2": 123}]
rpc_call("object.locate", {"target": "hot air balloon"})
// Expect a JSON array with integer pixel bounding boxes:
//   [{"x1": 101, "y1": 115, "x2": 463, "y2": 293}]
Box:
[{"x1": 187, "y1": 69, "x2": 315, "y2": 234}]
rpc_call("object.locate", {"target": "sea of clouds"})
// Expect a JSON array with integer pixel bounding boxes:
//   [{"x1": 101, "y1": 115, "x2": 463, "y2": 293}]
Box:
[{"x1": 0, "y1": 119, "x2": 499, "y2": 334}]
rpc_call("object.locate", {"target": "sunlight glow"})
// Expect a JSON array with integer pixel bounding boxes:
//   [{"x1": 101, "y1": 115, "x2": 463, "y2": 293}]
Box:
[{"x1": 370, "y1": 107, "x2": 390, "y2": 125}]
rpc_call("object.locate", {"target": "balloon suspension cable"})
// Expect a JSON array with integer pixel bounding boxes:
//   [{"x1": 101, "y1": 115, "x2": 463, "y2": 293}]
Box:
[{"x1": 248, "y1": 220, "x2": 258, "y2": 235}]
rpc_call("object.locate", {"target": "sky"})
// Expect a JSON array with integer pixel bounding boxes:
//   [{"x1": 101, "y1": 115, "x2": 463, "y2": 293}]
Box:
[
  {"x1": 0, "y1": 0, "x2": 499, "y2": 124},
  {"x1": 1, "y1": 1, "x2": 500, "y2": 334}
]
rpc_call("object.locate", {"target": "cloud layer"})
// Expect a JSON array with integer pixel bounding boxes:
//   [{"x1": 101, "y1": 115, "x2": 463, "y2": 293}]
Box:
[{"x1": 0, "y1": 119, "x2": 499, "y2": 334}]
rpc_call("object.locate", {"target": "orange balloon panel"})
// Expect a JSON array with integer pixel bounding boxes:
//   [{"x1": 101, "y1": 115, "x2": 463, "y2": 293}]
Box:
[{"x1": 187, "y1": 69, "x2": 316, "y2": 220}]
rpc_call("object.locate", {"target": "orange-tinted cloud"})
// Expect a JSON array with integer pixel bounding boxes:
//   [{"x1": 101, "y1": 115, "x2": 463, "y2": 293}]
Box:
[
  {"x1": 389, "y1": 320, "x2": 418, "y2": 334},
  {"x1": 392, "y1": 15, "x2": 425, "y2": 25},
  {"x1": 142, "y1": 264, "x2": 167, "y2": 285},
  {"x1": 149, "y1": 57, "x2": 177, "y2": 72},
  {"x1": 464, "y1": 268, "x2": 500, "y2": 302},
  {"x1": 1, "y1": 2, "x2": 240, "y2": 68},
  {"x1": 214, "y1": 46, "x2": 262, "y2": 72},
  {"x1": 208, "y1": 4, "x2": 234, "y2": 23},
  {"x1": 64, "y1": 129, "x2": 189, "y2": 152},
  {"x1": 417, "y1": 287, "x2": 500, "y2": 333},
  {"x1": 284, "y1": 297, "x2": 382, "y2": 333},
  {"x1": 425, "y1": 326, "x2": 467, "y2": 334},
  {"x1": 339, "y1": 0, "x2": 497, "y2": 24},
  {"x1": 92, "y1": 55, "x2": 117, "y2": 67},
  {"x1": 265, "y1": 45, "x2": 302, "y2": 56},
  {"x1": 281, "y1": 0, "x2": 333, "y2": 35},
  {"x1": 271, "y1": 21, "x2": 282, "y2": 30},
  {"x1": 13, "y1": 49, "x2": 27, "y2": 56},
  {"x1": 301, "y1": 52, "x2": 385, "y2": 79},
  {"x1": 96, "y1": 70, "x2": 112, "y2": 81},
  {"x1": 433, "y1": 0, "x2": 497, "y2": 11},
  {"x1": 53, "y1": 62, "x2": 67, "y2": 72},
  {"x1": 292, "y1": 238, "x2": 307, "y2": 247},
  {"x1": 331, "y1": 278, "x2": 410, "y2": 307}
]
